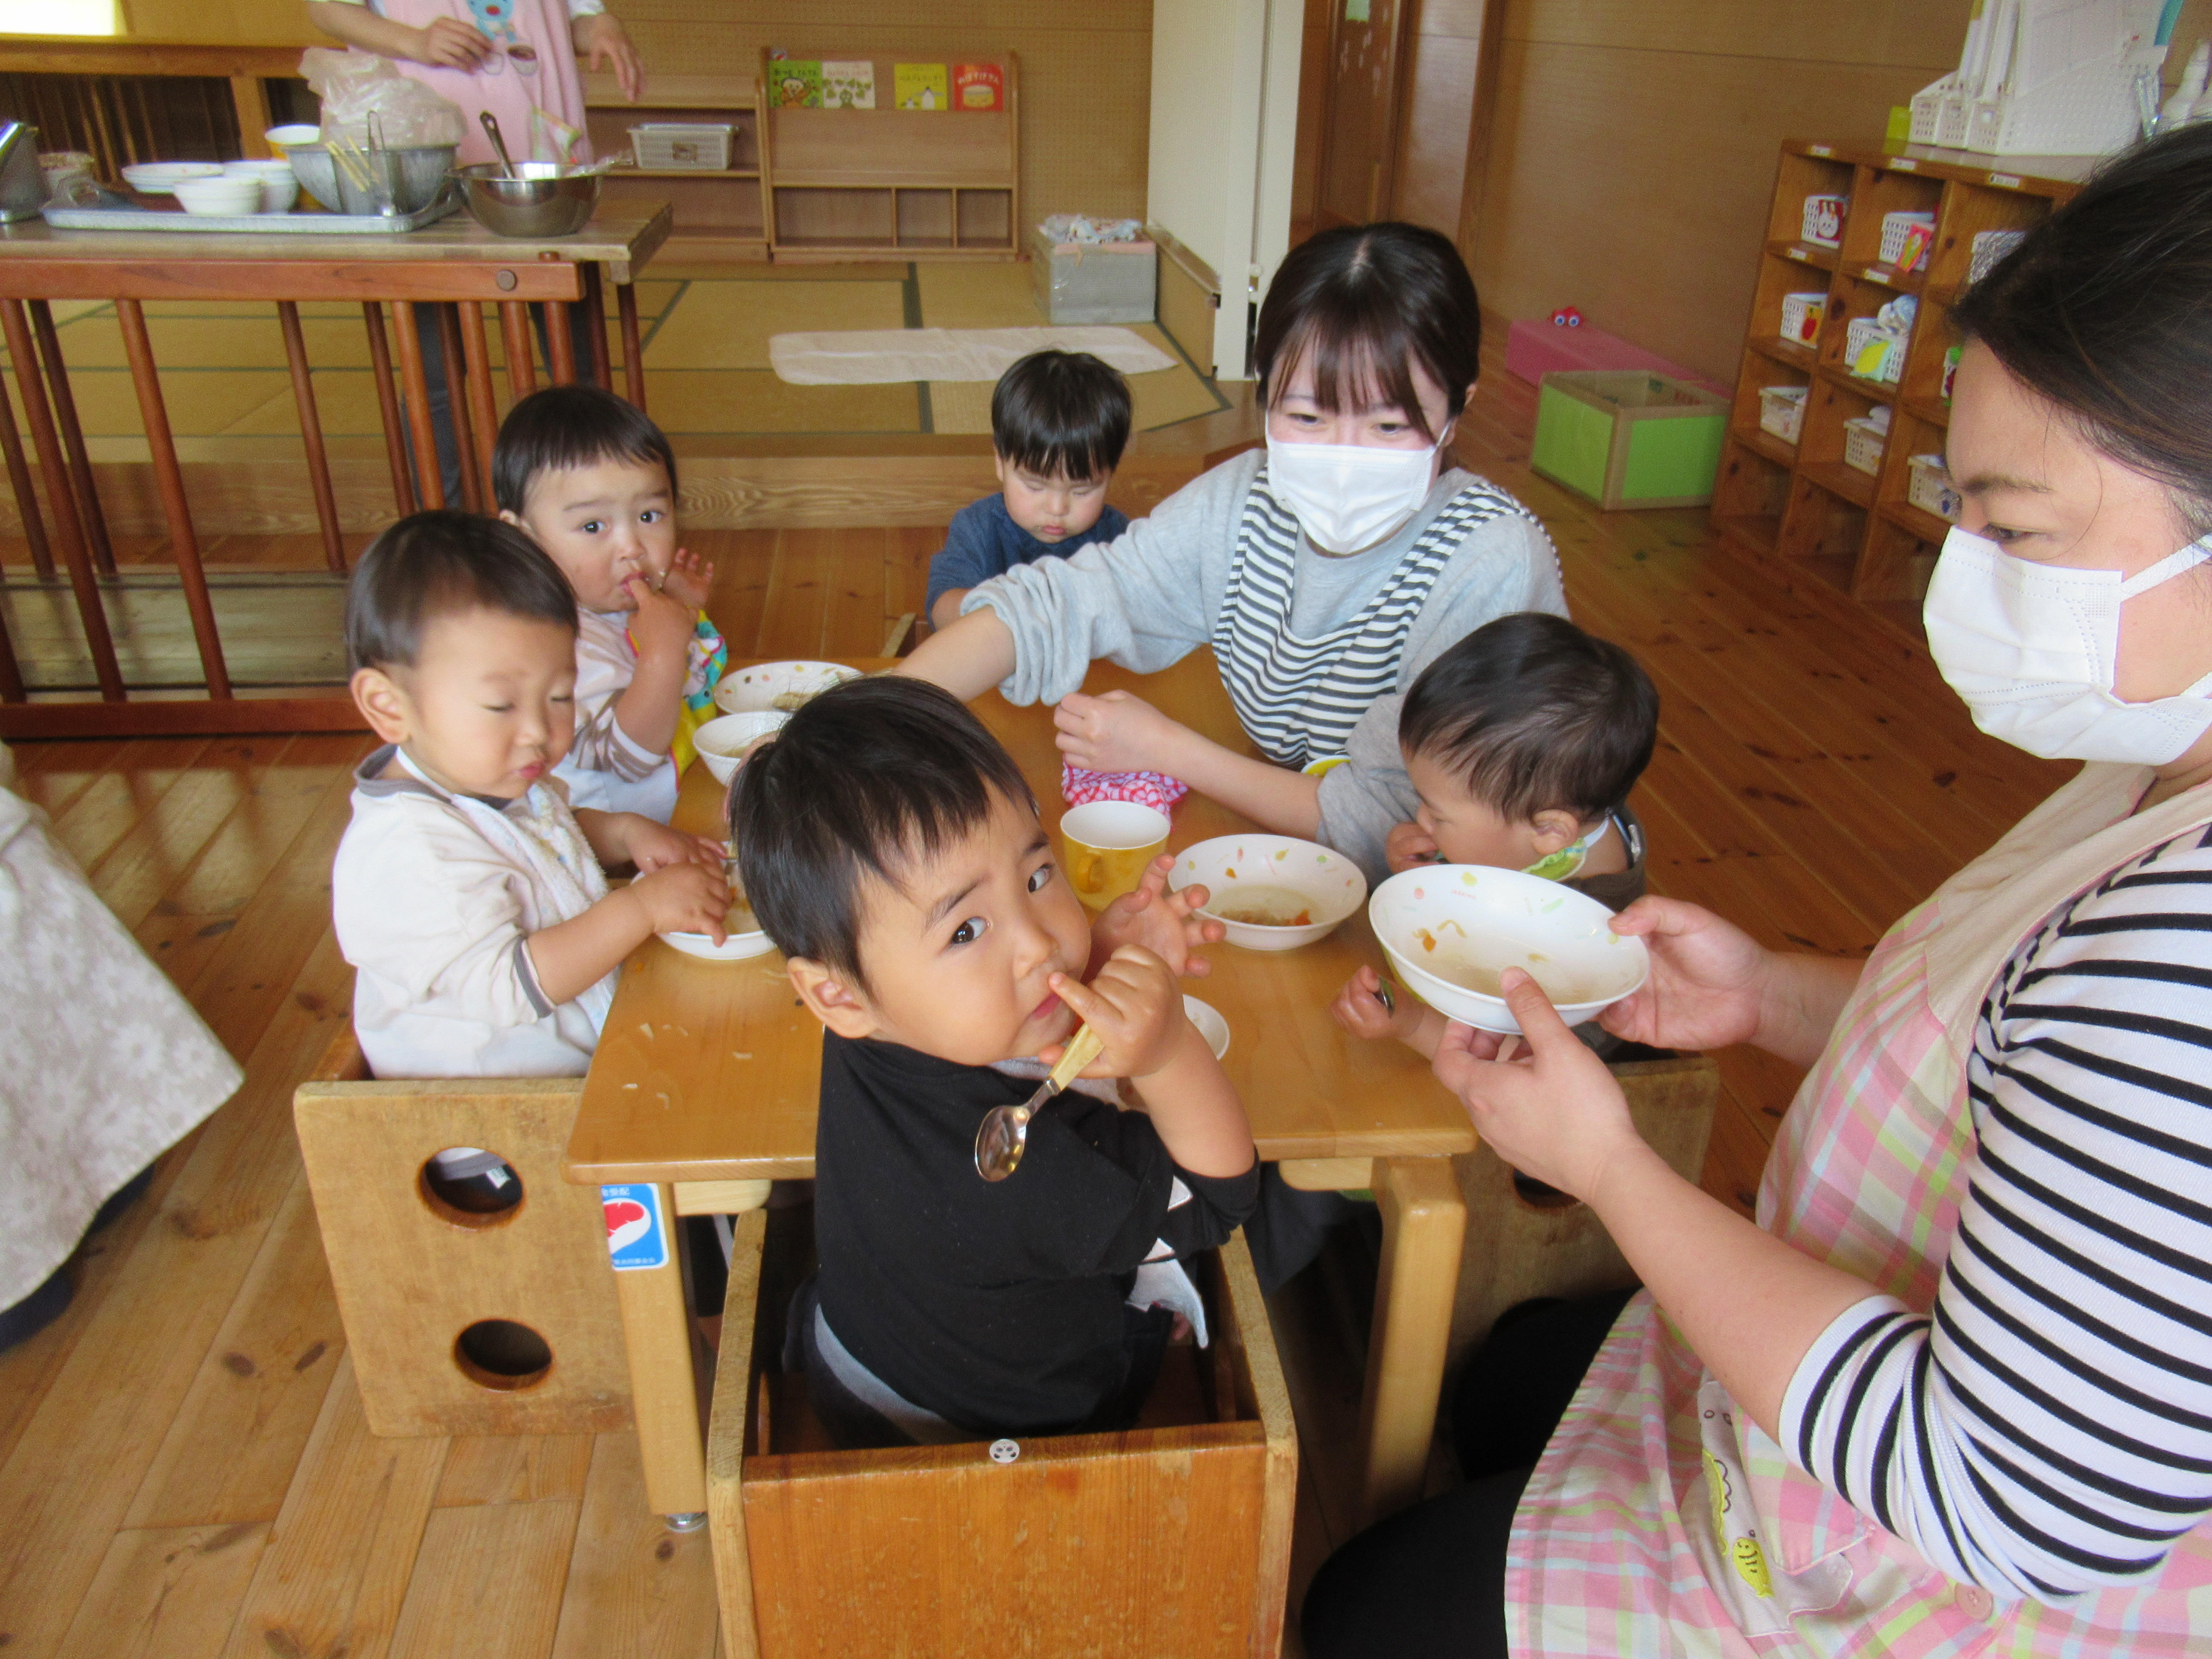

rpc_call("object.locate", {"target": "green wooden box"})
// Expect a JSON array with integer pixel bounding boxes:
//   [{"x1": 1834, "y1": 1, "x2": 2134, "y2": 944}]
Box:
[{"x1": 1530, "y1": 370, "x2": 1727, "y2": 511}]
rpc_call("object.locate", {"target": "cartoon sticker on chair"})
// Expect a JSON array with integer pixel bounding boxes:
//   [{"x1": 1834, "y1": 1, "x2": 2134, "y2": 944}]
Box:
[{"x1": 602, "y1": 1183, "x2": 668, "y2": 1270}]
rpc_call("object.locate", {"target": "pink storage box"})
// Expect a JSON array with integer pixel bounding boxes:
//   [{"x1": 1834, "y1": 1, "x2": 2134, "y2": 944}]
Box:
[{"x1": 1505, "y1": 316, "x2": 1727, "y2": 400}]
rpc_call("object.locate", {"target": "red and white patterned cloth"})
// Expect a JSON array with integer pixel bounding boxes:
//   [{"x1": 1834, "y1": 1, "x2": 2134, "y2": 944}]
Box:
[{"x1": 1060, "y1": 762, "x2": 1188, "y2": 814}]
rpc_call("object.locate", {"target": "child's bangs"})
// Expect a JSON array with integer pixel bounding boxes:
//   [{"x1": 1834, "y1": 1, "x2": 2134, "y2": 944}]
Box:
[{"x1": 1267, "y1": 307, "x2": 1438, "y2": 442}]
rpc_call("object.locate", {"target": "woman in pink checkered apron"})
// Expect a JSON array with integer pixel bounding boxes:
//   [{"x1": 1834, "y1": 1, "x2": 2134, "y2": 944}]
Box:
[{"x1": 1302, "y1": 126, "x2": 2212, "y2": 1659}]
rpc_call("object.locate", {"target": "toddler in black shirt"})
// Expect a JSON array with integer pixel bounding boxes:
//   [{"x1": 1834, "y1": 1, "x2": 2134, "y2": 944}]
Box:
[{"x1": 731, "y1": 677, "x2": 1258, "y2": 1443}]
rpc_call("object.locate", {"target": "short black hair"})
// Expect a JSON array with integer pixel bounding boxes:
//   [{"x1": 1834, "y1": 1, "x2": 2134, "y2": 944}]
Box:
[
  {"x1": 492, "y1": 384, "x2": 678, "y2": 515},
  {"x1": 345, "y1": 510, "x2": 576, "y2": 672},
  {"x1": 731, "y1": 677, "x2": 1037, "y2": 989},
  {"x1": 1399, "y1": 613, "x2": 1658, "y2": 823},
  {"x1": 991, "y1": 349, "x2": 1132, "y2": 482}
]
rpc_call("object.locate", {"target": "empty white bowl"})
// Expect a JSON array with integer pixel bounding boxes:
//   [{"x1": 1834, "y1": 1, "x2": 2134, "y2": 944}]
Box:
[
  {"x1": 1183, "y1": 995, "x2": 1230, "y2": 1061},
  {"x1": 1168, "y1": 835, "x2": 1367, "y2": 952},
  {"x1": 223, "y1": 159, "x2": 300, "y2": 213},
  {"x1": 712, "y1": 659, "x2": 859, "y2": 716},
  {"x1": 172, "y1": 175, "x2": 265, "y2": 216},
  {"x1": 693, "y1": 710, "x2": 787, "y2": 785},
  {"x1": 122, "y1": 161, "x2": 224, "y2": 195},
  {"x1": 263, "y1": 124, "x2": 322, "y2": 149},
  {"x1": 1368, "y1": 864, "x2": 1649, "y2": 1036}
]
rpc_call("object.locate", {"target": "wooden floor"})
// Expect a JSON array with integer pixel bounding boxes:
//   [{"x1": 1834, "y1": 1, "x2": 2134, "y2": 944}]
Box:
[{"x1": 0, "y1": 369, "x2": 2069, "y2": 1657}]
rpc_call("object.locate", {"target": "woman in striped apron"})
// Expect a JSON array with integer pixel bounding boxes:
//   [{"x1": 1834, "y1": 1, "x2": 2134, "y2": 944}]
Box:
[
  {"x1": 1300, "y1": 123, "x2": 2212, "y2": 1659},
  {"x1": 899, "y1": 222, "x2": 1568, "y2": 885}
]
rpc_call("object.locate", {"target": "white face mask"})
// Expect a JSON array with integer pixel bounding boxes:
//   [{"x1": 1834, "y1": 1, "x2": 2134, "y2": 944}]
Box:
[
  {"x1": 1263, "y1": 433, "x2": 1439, "y2": 553},
  {"x1": 1922, "y1": 524, "x2": 2212, "y2": 764}
]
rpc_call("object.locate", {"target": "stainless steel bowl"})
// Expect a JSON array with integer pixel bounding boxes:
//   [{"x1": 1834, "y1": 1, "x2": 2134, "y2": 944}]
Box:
[
  {"x1": 455, "y1": 162, "x2": 600, "y2": 238},
  {"x1": 288, "y1": 143, "x2": 457, "y2": 216}
]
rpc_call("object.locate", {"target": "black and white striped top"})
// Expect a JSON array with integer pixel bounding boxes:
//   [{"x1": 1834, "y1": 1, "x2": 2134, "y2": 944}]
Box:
[
  {"x1": 1210, "y1": 469, "x2": 1537, "y2": 769},
  {"x1": 1783, "y1": 824, "x2": 2212, "y2": 1600}
]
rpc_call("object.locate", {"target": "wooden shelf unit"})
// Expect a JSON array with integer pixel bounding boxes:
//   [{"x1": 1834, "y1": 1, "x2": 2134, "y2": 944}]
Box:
[
  {"x1": 1713, "y1": 140, "x2": 2088, "y2": 634},
  {"x1": 583, "y1": 72, "x2": 768, "y2": 257},
  {"x1": 760, "y1": 51, "x2": 1020, "y2": 262}
]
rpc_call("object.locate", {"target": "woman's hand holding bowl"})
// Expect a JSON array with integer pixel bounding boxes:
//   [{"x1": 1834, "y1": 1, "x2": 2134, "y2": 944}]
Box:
[
  {"x1": 1595, "y1": 895, "x2": 1775, "y2": 1053},
  {"x1": 1055, "y1": 689, "x2": 1189, "y2": 776}
]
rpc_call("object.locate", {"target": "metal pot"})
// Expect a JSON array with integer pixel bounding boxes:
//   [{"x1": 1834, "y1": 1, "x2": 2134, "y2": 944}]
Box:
[
  {"x1": 454, "y1": 162, "x2": 600, "y2": 239},
  {"x1": 288, "y1": 143, "x2": 457, "y2": 216},
  {"x1": 0, "y1": 123, "x2": 47, "y2": 224}
]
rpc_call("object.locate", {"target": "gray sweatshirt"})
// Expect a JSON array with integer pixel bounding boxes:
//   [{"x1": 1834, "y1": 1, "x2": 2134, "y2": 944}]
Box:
[{"x1": 960, "y1": 448, "x2": 1568, "y2": 882}]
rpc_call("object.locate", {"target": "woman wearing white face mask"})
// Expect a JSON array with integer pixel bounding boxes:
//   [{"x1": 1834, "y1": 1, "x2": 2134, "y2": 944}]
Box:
[
  {"x1": 1298, "y1": 127, "x2": 2212, "y2": 1659},
  {"x1": 896, "y1": 223, "x2": 1567, "y2": 882}
]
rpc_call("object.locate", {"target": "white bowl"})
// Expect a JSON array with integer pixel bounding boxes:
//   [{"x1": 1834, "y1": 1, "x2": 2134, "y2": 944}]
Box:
[
  {"x1": 263, "y1": 125, "x2": 322, "y2": 149},
  {"x1": 1368, "y1": 864, "x2": 1649, "y2": 1036},
  {"x1": 122, "y1": 162, "x2": 224, "y2": 195},
  {"x1": 693, "y1": 710, "x2": 788, "y2": 785},
  {"x1": 1168, "y1": 835, "x2": 1367, "y2": 952},
  {"x1": 172, "y1": 176, "x2": 265, "y2": 216},
  {"x1": 1183, "y1": 995, "x2": 1230, "y2": 1061},
  {"x1": 223, "y1": 160, "x2": 300, "y2": 212},
  {"x1": 658, "y1": 890, "x2": 774, "y2": 961},
  {"x1": 222, "y1": 159, "x2": 297, "y2": 178},
  {"x1": 712, "y1": 659, "x2": 860, "y2": 716}
]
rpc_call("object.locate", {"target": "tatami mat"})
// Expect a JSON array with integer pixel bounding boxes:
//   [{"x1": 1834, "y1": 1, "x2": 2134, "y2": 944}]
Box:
[{"x1": 5, "y1": 261, "x2": 1222, "y2": 443}]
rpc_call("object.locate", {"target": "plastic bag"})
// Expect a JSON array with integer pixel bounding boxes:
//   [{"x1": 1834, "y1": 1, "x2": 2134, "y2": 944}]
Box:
[{"x1": 300, "y1": 48, "x2": 467, "y2": 149}]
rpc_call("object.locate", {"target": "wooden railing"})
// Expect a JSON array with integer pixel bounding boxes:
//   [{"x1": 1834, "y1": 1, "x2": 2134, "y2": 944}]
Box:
[{"x1": 0, "y1": 38, "x2": 309, "y2": 163}]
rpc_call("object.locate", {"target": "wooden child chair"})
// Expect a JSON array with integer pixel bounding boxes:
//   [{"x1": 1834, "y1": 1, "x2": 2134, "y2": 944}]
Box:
[
  {"x1": 706, "y1": 1214, "x2": 1299, "y2": 1659},
  {"x1": 292, "y1": 1028, "x2": 634, "y2": 1438}
]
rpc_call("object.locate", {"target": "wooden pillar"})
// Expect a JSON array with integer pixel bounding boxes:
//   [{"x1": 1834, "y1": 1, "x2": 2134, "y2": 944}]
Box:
[
  {"x1": 389, "y1": 300, "x2": 445, "y2": 511},
  {"x1": 582, "y1": 263, "x2": 611, "y2": 387},
  {"x1": 113, "y1": 299, "x2": 230, "y2": 700},
  {"x1": 277, "y1": 301, "x2": 348, "y2": 574},
  {"x1": 434, "y1": 303, "x2": 480, "y2": 512},
  {"x1": 0, "y1": 369, "x2": 55, "y2": 581},
  {"x1": 0, "y1": 594, "x2": 25, "y2": 702},
  {"x1": 29, "y1": 300, "x2": 117, "y2": 579},
  {"x1": 1357, "y1": 1156, "x2": 1466, "y2": 1526},
  {"x1": 361, "y1": 302, "x2": 416, "y2": 517},
  {"x1": 230, "y1": 75, "x2": 276, "y2": 158},
  {"x1": 617, "y1": 280, "x2": 646, "y2": 412},
  {"x1": 457, "y1": 303, "x2": 501, "y2": 510},
  {"x1": 611, "y1": 1181, "x2": 709, "y2": 1518},
  {"x1": 545, "y1": 299, "x2": 577, "y2": 387},
  {"x1": 0, "y1": 300, "x2": 122, "y2": 701},
  {"x1": 501, "y1": 301, "x2": 536, "y2": 402}
]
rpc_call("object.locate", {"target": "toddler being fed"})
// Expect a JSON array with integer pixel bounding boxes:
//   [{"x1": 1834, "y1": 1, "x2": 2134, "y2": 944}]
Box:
[{"x1": 731, "y1": 678, "x2": 1253, "y2": 1444}]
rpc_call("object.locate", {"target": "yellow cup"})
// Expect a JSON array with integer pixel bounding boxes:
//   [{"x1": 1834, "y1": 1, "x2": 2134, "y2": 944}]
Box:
[{"x1": 1058, "y1": 800, "x2": 1171, "y2": 911}]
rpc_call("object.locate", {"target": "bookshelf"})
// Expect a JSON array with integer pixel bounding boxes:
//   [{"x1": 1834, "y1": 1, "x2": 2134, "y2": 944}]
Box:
[
  {"x1": 760, "y1": 51, "x2": 1020, "y2": 261},
  {"x1": 582, "y1": 73, "x2": 768, "y2": 259},
  {"x1": 1713, "y1": 139, "x2": 2088, "y2": 639}
]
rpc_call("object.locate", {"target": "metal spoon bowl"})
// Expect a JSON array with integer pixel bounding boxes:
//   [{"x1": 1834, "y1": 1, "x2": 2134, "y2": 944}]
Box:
[{"x1": 975, "y1": 1025, "x2": 1104, "y2": 1182}]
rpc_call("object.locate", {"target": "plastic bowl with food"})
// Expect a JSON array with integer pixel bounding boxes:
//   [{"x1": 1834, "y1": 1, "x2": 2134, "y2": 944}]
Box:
[
  {"x1": 122, "y1": 161, "x2": 224, "y2": 195},
  {"x1": 1167, "y1": 835, "x2": 1367, "y2": 952},
  {"x1": 1368, "y1": 864, "x2": 1648, "y2": 1036},
  {"x1": 659, "y1": 882, "x2": 774, "y2": 962},
  {"x1": 712, "y1": 659, "x2": 860, "y2": 716},
  {"x1": 692, "y1": 710, "x2": 787, "y2": 785}
]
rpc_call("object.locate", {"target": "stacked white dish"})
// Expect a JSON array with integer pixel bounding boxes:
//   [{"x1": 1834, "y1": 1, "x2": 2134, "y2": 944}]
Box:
[
  {"x1": 172, "y1": 174, "x2": 268, "y2": 217},
  {"x1": 221, "y1": 159, "x2": 299, "y2": 214},
  {"x1": 121, "y1": 162, "x2": 223, "y2": 195}
]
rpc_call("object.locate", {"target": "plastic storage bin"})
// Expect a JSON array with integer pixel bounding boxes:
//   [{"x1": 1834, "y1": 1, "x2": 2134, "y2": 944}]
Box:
[
  {"x1": 1879, "y1": 210, "x2": 1937, "y2": 271},
  {"x1": 1801, "y1": 194, "x2": 1846, "y2": 246},
  {"x1": 1778, "y1": 291, "x2": 1826, "y2": 345},
  {"x1": 1907, "y1": 454, "x2": 1962, "y2": 522},
  {"x1": 1758, "y1": 385, "x2": 1808, "y2": 444},
  {"x1": 1844, "y1": 316, "x2": 1905, "y2": 384},
  {"x1": 630, "y1": 123, "x2": 734, "y2": 170},
  {"x1": 1028, "y1": 226, "x2": 1157, "y2": 324},
  {"x1": 1531, "y1": 371, "x2": 1728, "y2": 510},
  {"x1": 1843, "y1": 413, "x2": 1889, "y2": 476}
]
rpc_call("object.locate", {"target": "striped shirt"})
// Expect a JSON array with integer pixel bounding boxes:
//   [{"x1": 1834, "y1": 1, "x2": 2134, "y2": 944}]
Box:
[{"x1": 1783, "y1": 823, "x2": 2212, "y2": 1601}]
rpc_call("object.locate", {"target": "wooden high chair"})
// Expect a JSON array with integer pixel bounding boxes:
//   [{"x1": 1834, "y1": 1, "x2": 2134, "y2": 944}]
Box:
[
  {"x1": 292, "y1": 1029, "x2": 636, "y2": 1438},
  {"x1": 706, "y1": 1215, "x2": 1299, "y2": 1659}
]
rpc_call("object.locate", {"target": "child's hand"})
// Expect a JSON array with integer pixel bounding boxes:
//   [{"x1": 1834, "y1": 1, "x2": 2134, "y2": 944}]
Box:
[
  {"x1": 1385, "y1": 820, "x2": 1443, "y2": 872},
  {"x1": 626, "y1": 574, "x2": 697, "y2": 661},
  {"x1": 628, "y1": 860, "x2": 731, "y2": 942},
  {"x1": 624, "y1": 818, "x2": 725, "y2": 876},
  {"x1": 1054, "y1": 690, "x2": 1188, "y2": 777},
  {"x1": 412, "y1": 16, "x2": 492, "y2": 68},
  {"x1": 1330, "y1": 965, "x2": 1407, "y2": 1042},
  {"x1": 1090, "y1": 854, "x2": 1224, "y2": 979},
  {"x1": 1045, "y1": 945, "x2": 1187, "y2": 1082},
  {"x1": 659, "y1": 547, "x2": 715, "y2": 611}
]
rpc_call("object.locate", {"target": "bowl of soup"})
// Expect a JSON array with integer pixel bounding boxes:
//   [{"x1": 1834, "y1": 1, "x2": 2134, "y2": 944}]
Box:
[
  {"x1": 1167, "y1": 835, "x2": 1367, "y2": 951},
  {"x1": 693, "y1": 710, "x2": 787, "y2": 785},
  {"x1": 659, "y1": 885, "x2": 774, "y2": 961},
  {"x1": 712, "y1": 660, "x2": 859, "y2": 717},
  {"x1": 1368, "y1": 864, "x2": 1647, "y2": 1035}
]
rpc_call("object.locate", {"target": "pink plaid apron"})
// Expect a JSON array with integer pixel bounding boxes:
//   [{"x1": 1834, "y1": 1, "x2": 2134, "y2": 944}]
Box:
[{"x1": 1511, "y1": 762, "x2": 2212, "y2": 1656}]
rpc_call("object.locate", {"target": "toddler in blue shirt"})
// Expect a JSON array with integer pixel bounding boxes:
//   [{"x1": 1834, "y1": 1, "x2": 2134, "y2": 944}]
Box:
[{"x1": 926, "y1": 349, "x2": 1132, "y2": 632}]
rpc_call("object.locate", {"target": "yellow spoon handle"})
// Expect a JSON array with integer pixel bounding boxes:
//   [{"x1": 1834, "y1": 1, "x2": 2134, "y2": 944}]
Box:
[{"x1": 1047, "y1": 1024, "x2": 1105, "y2": 1092}]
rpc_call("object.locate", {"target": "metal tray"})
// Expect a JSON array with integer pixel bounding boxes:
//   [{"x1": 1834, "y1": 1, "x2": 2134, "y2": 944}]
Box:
[{"x1": 40, "y1": 196, "x2": 463, "y2": 236}]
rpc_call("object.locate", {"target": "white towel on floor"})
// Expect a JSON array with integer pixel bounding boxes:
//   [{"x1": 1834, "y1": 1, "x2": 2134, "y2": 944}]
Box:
[{"x1": 769, "y1": 326, "x2": 1176, "y2": 385}]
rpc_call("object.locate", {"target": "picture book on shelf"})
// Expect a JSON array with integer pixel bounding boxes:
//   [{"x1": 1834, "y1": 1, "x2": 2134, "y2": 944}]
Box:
[
  {"x1": 894, "y1": 63, "x2": 948, "y2": 110},
  {"x1": 770, "y1": 60, "x2": 823, "y2": 108},
  {"x1": 822, "y1": 59, "x2": 876, "y2": 109},
  {"x1": 952, "y1": 62, "x2": 1004, "y2": 112}
]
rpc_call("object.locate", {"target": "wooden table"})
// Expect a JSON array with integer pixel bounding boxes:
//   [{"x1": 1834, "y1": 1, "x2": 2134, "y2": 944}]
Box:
[
  {"x1": 0, "y1": 202, "x2": 671, "y2": 739},
  {"x1": 567, "y1": 653, "x2": 1473, "y2": 1526}
]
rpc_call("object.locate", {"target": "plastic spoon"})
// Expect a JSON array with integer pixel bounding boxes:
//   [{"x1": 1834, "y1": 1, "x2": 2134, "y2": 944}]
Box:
[
  {"x1": 480, "y1": 111, "x2": 520, "y2": 180},
  {"x1": 974, "y1": 1024, "x2": 1104, "y2": 1182}
]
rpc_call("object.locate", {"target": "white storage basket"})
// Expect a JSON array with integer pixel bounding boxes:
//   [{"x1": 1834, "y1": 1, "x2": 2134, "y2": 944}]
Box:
[
  {"x1": 1843, "y1": 414, "x2": 1888, "y2": 477},
  {"x1": 1778, "y1": 291, "x2": 1826, "y2": 345},
  {"x1": 1843, "y1": 317, "x2": 1904, "y2": 384},
  {"x1": 629, "y1": 123, "x2": 735, "y2": 171},
  {"x1": 1879, "y1": 210, "x2": 1937, "y2": 271},
  {"x1": 1758, "y1": 385, "x2": 1807, "y2": 445},
  {"x1": 1907, "y1": 454, "x2": 1962, "y2": 523},
  {"x1": 1800, "y1": 194, "x2": 1846, "y2": 247}
]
